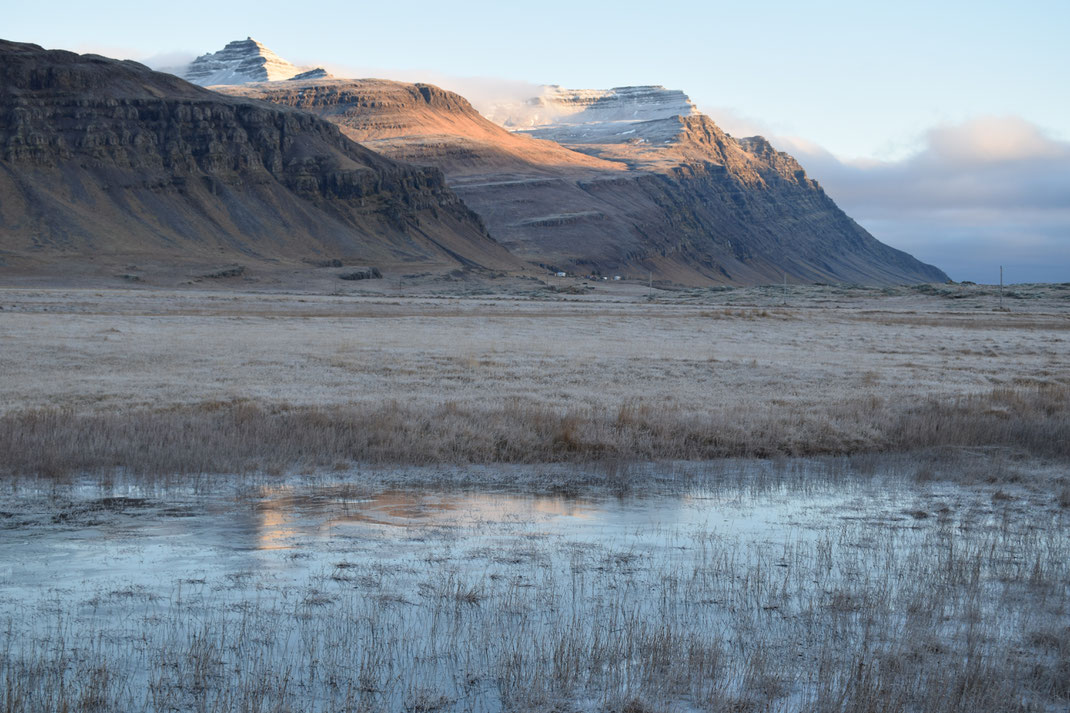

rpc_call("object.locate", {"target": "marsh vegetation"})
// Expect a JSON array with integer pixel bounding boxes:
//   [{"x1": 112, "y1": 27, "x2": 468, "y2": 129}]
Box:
[
  {"x1": 2, "y1": 459, "x2": 1068, "y2": 712},
  {"x1": 0, "y1": 284, "x2": 1067, "y2": 711},
  {"x1": 1, "y1": 381, "x2": 1067, "y2": 478},
  {"x1": 0, "y1": 285, "x2": 1066, "y2": 477}
]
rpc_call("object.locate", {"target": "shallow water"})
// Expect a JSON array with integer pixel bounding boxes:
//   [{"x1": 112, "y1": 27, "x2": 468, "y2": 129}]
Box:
[
  {"x1": 1, "y1": 476, "x2": 896, "y2": 609},
  {"x1": 1, "y1": 465, "x2": 1067, "y2": 712}
]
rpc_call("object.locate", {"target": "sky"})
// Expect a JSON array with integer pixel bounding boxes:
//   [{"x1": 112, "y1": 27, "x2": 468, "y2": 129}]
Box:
[{"x1": 6, "y1": 0, "x2": 1069, "y2": 282}]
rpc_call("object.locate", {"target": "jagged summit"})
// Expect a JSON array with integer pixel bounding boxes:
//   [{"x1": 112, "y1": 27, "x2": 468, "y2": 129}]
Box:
[{"x1": 183, "y1": 37, "x2": 323, "y2": 85}]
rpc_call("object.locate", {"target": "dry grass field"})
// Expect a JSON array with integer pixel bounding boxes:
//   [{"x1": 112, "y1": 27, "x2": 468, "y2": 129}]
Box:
[{"x1": 0, "y1": 282, "x2": 1067, "y2": 475}]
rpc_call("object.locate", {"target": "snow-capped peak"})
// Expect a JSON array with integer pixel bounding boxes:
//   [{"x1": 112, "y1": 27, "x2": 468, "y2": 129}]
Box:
[
  {"x1": 183, "y1": 37, "x2": 321, "y2": 86},
  {"x1": 486, "y1": 85, "x2": 698, "y2": 130}
]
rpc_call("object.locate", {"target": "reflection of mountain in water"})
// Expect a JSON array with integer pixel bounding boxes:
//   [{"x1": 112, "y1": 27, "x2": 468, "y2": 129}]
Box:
[{"x1": 250, "y1": 487, "x2": 603, "y2": 541}]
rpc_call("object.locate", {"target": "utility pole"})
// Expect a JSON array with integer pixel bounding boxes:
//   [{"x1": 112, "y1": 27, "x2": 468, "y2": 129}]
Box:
[
  {"x1": 648, "y1": 271, "x2": 652, "y2": 299},
  {"x1": 1000, "y1": 265, "x2": 1004, "y2": 310},
  {"x1": 782, "y1": 272, "x2": 787, "y2": 306}
]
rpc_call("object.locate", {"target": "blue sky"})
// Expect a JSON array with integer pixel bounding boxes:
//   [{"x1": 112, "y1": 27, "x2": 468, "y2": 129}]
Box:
[{"x1": 7, "y1": 0, "x2": 1069, "y2": 282}]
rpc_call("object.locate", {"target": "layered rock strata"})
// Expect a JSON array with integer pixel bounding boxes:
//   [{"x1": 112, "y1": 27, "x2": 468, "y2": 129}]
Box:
[
  {"x1": 0, "y1": 40, "x2": 519, "y2": 278},
  {"x1": 230, "y1": 77, "x2": 947, "y2": 284}
]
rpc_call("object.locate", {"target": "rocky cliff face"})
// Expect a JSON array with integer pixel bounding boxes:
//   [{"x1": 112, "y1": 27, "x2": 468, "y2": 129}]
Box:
[
  {"x1": 0, "y1": 40, "x2": 518, "y2": 278},
  {"x1": 230, "y1": 74, "x2": 946, "y2": 285},
  {"x1": 496, "y1": 94, "x2": 948, "y2": 284}
]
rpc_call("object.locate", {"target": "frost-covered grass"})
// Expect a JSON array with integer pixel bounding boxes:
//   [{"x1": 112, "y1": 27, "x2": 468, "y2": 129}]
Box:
[{"x1": 0, "y1": 287, "x2": 1066, "y2": 476}]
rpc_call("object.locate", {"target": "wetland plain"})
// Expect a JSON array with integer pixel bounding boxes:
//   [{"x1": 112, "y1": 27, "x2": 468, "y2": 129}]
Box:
[{"x1": 1, "y1": 281, "x2": 1068, "y2": 712}]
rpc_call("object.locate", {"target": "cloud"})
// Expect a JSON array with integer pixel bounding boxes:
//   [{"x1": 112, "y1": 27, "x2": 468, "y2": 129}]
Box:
[
  {"x1": 776, "y1": 117, "x2": 1070, "y2": 283},
  {"x1": 690, "y1": 106, "x2": 775, "y2": 140},
  {"x1": 142, "y1": 51, "x2": 198, "y2": 72},
  {"x1": 925, "y1": 117, "x2": 1068, "y2": 164},
  {"x1": 428, "y1": 76, "x2": 544, "y2": 118}
]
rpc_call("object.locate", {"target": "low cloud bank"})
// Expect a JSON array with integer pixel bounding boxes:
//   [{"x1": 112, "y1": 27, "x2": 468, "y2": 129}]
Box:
[{"x1": 773, "y1": 117, "x2": 1070, "y2": 283}]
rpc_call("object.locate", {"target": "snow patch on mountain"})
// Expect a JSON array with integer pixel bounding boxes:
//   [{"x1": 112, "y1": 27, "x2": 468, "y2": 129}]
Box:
[
  {"x1": 486, "y1": 85, "x2": 697, "y2": 129},
  {"x1": 484, "y1": 85, "x2": 699, "y2": 146},
  {"x1": 183, "y1": 38, "x2": 319, "y2": 86}
]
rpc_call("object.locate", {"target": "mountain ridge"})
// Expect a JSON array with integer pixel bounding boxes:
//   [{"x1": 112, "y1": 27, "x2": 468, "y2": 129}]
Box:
[
  {"x1": 487, "y1": 85, "x2": 699, "y2": 130},
  {"x1": 0, "y1": 39, "x2": 520, "y2": 282},
  {"x1": 221, "y1": 61, "x2": 946, "y2": 285},
  {"x1": 2, "y1": 36, "x2": 949, "y2": 286}
]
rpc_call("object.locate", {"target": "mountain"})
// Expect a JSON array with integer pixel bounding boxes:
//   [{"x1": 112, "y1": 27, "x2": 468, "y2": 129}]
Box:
[
  {"x1": 487, "y1": 85, "x2": 699, "y2": 131},
  {"x1": 184, "y1": 37, "x2": 328, "y2": 86},
  {"x1": 227, "y1": 71, "x2": 947, "y2": 285},
  {"x1": 219, "y1": 79, "x2": 622, "y2": 177},
  {"x1": 2, "y1": 35, "x2": 947, "y2": 286},
  {"x1": 484, "y1": 86, "x2": 951, "y2": 284},
  {"x1": 0, "y1": 40, "x2": 520, "y2": 281}
]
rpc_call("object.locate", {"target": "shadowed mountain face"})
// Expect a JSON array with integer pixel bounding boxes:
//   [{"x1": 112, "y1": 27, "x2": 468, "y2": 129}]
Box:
[
  {"x1": 227, "y1": 78, "x2": 948, "y2": 285},
  {"x1": 0, "y1": 40, "x2": 519, "y2": 279}
]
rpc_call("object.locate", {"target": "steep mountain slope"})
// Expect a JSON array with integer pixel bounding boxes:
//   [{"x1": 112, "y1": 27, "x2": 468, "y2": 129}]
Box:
[
  {"x1": 219, "y1": 79, "x2": 622, "y2": 177},
  {"x1": 227, "y1": 72, "x2": 946, "y2": 285},
  {"x1": 0, "y1": 40, "x2": 519, "y2": 279},
  {"x1": 497, "y1": 89, "x2": 950, "y2": 283},
  {"x1": 491, "y1": 86, "x2": 948, "y2": 284}
]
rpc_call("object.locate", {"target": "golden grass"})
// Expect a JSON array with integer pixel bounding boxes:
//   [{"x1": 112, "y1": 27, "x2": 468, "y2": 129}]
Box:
[{"x1": 2, "y1": 383, "x2": 1065, "y2": 478}]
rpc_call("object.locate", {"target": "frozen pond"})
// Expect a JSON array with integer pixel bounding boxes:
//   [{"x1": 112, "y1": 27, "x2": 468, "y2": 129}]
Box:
[{"x1": 2, "y1": 461, "x2": 1068, "y2": 712}]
